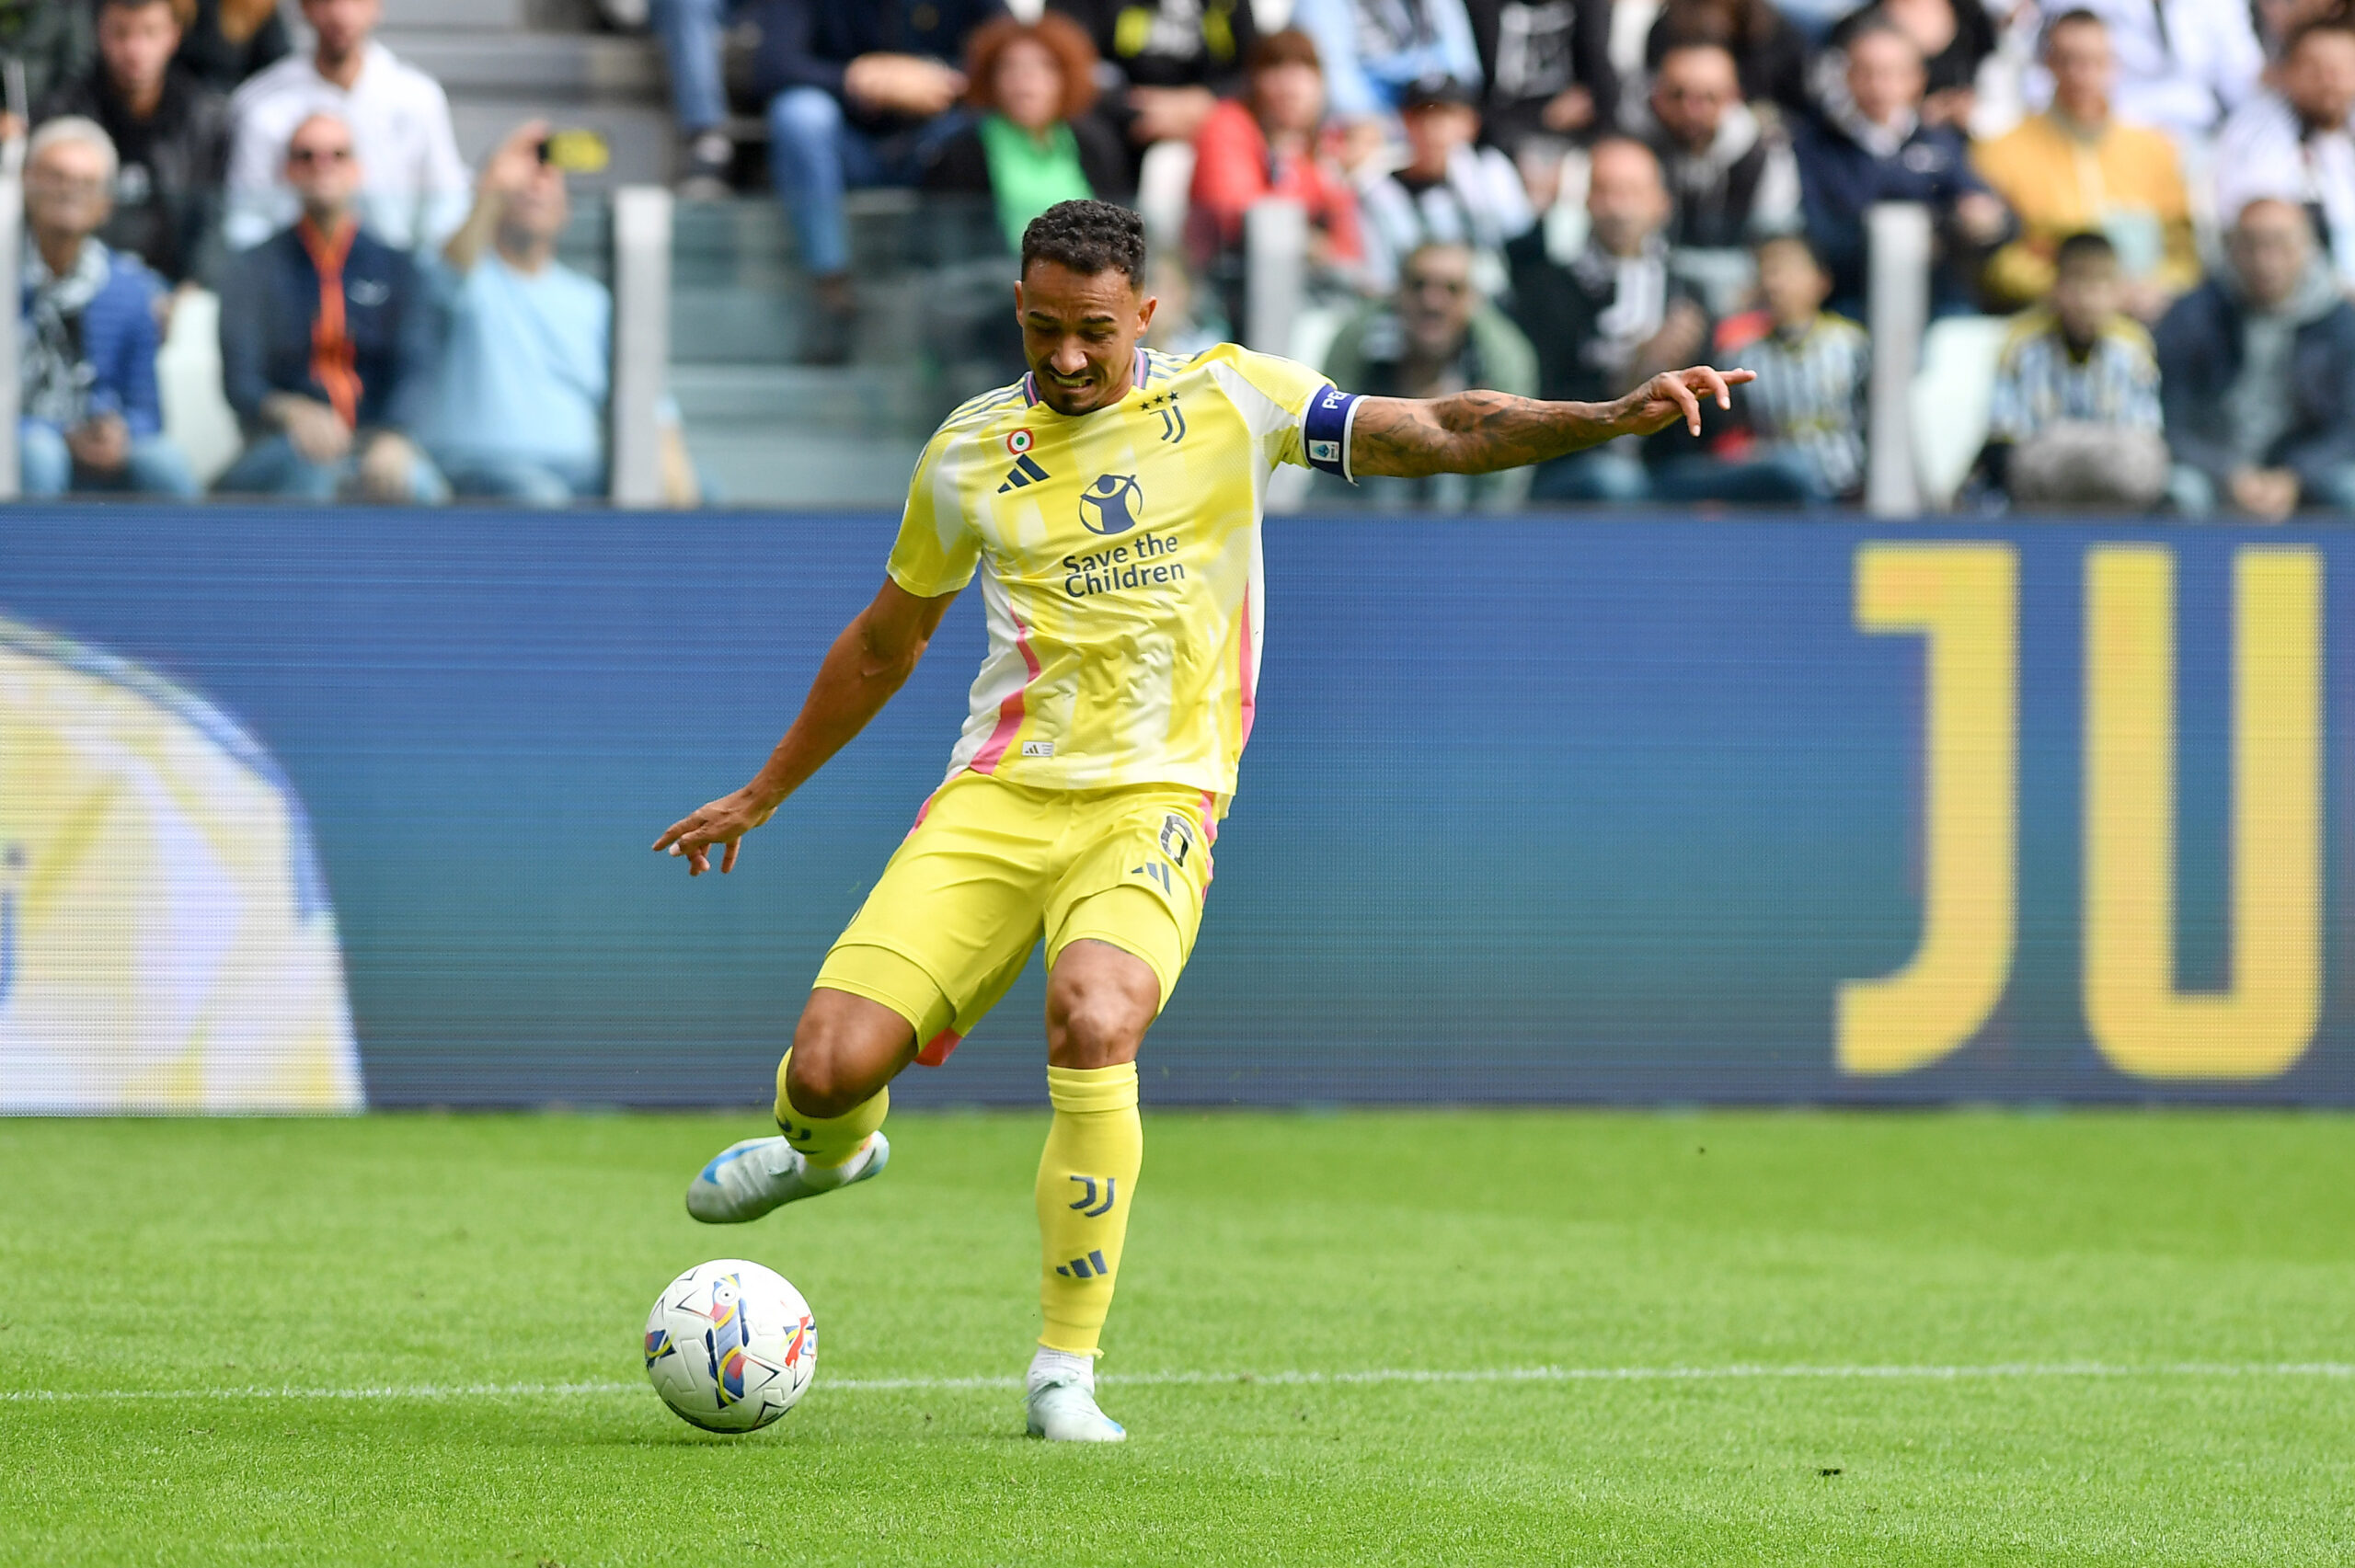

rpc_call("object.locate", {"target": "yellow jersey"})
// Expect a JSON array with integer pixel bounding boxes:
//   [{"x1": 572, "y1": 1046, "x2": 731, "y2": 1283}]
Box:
[{"x1": 885, "y1": 343, "x2": 1362, "y2": 807}]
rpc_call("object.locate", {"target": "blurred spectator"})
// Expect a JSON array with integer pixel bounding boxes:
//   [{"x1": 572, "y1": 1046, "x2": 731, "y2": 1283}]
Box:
[
  {"x1": 2214, "y1": 18, "x2": 2355, "y2": 294},
  {"x1": 748, "y1": 0, "x2": 1004, "y2": 363},
  {"x1": 216, "y1": 112, "x2": 443, "y2": 503},
  {"x1": 418, "y1": 125, "x2": 694, "y2": 505},
  {"x1": 36, "y1": 0, "x2": 232, "y2": 292},
  {"x1": 1050, "y1": 0, "x2": 1258, "y2": 177},
  {"x1": 1291, "y1": 0, "x2": 1483, "y2": 123},
  {"x1": 1979, "y1": 232, "x2": 2167, "y2": 508},
  {"x1": 1187, "y1": 29, "x2": 1366, "y2": 326},
  {"x1": 2019, "y1": 0, "x2": 2261, "y2": 143},
  {"x1": 16, "y1": 119, "x2": 198, "y2": 499},
  {"x1": 1637, "y1": 40, "x2": 1801, "y2": 315},
  {"x1": 1320, "y1": 239, "x2": 1539, "y2": 507},
  {"x1": 648, "y1": 0, "x2": 747, "y2": 196},
  {"x1": 2156, "y1": 197, "x2": 2355, "y2": 520},
  {"x1": 1821, "y1": 0, "x2": 1996, "y2": 130},
  {"x1": 1646, "y1": 0, "x2": 1812, "y2": 120},
  {"x1": 0, "y1": 0, "x2": 96, "y2": 140},
  {"x1": 925, "y1": 14, "x2": 1132, "y2": 252},
  {"x1": 1462, "y1": 0, "x2": 1617, "y2": 158},
  {"x1": 224, "y1": 0, "x2": 471, "y2": 253},
  {"x1": 176, "y1": 0, "x2": 292, "y2": 96},
  {"x1": 1793, "y1": 21, "x2": 2009, "y2": 317},
  {"x1": 1511, "y1": 137, "x2": 1804, "y2": 500},
  {"x1": 1710, "y1": 233, "x2": 1867, "y2": 499},
  {"x1": 1972, "y1": 9, "x2": 2195, "y2": 317},
  {"x1": 1357, "y1": 76, "x2": 1534, "y2": 295}
]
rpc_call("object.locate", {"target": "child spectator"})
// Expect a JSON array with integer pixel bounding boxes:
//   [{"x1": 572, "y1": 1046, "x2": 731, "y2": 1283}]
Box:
[
  {"x1": 925, "y1": 14, "x2": 1132, "y2": 253},
  {"x1": 1711, "y1": 233, "x2": 1869, "y2": 501},
  {"x1": 36, "y1": 0, "x2": 232, "y2": 292},
  {"x1": 2155, "y1": 197, "x2": 2355, "y2": 520},
  {"x1": 1462, "y1": 0, "x2": 1617, "y2": 159},
  {"x1": 216, "y1": 112, "x2": 443, "y2": 502},
  {"x1": 1972, "y1": 9, "x2": 2197, "y2": 318},
  {"x1": 1048, "y1": 0, "x2": 1258, "y2": 177},
  {"x1": 1793, "y1": 20, "x2": 2009, "y2": 318},
  {"x1": 1979, "y1": 232, "x2": 2166, "y2": 509},
  {"x1": 1356, "y1": 75, "x2": 1534, "y2": 296},
  {"x1": 224, "y1": 0, "x2": 471, "y2": 253},
  {"x1": 1319, "y1": 239, "x2": 1540, "y2": 509},
  {"x1": 176, "y1": 0, "x2": 292, "y2": 97},
  {"x1": 15, "y1": 119, "x2": 199, "y2": 499},
  {"x1": 1638, "y1": 40, "x2": 1802, "y2": 315},
  {"x1": 417, "y1": 122, "x2": 699, "y2": 506},
  {"x1": 2214, "y1": 18, "x2": 2355, "y2": 294}
]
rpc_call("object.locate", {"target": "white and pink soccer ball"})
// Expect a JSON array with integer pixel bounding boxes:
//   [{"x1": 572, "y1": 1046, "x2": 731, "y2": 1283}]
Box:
[{"x1": 643, "y1": 1259, "x2": 816, "y2": 1432}]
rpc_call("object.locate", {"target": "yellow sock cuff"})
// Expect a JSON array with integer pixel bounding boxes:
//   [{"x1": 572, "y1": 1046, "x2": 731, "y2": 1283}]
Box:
[
  {"x1": 1045, "y1": 1061, "x2": 1139, "y2": 1115},
  {"x1": 774, "y1": 1048, "x2": 890, "y2": 1168}
]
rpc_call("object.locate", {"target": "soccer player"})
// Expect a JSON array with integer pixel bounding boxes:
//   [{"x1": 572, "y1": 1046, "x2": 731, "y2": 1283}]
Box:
[{"x1": 657, "y1": 200, "x2": 1750, "y2": 1442}]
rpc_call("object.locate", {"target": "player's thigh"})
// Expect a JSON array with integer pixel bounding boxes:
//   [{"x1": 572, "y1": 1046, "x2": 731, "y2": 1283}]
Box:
[
  {"x1": 1042, "y1": 787, "x2": 1215, "y2": 1029},
  {"x1": 816, "y1": 773, "x2": 1058, "y2": 1052}
]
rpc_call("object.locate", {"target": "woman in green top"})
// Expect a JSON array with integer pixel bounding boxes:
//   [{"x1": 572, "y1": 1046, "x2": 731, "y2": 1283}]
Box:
[{"x1": 925, "y1": 13, "x2": 1134, "y2": 252}]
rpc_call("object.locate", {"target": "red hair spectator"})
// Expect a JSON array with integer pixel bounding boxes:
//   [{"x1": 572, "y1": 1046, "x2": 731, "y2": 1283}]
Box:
[{"x1": 924, "y1": 13, "x2": 1133, "y2": 252}]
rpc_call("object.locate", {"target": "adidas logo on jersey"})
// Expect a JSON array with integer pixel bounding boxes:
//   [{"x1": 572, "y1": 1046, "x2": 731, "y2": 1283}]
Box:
[{"x1": 998, "y1": 453, "x2": 1050, "y2": 492}]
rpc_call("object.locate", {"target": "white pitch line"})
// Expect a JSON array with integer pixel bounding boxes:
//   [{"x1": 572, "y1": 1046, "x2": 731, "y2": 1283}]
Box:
[{"x1": 2, "y1": 1362, "x2": 2349, "y2": 1404}]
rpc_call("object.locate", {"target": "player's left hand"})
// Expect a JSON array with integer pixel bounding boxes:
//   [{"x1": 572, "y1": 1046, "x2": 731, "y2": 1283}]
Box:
[
  {"x1": 653, "y1": 788, "x2": 776, "y2": 876},
  {"x1": 1614, "y1": 365, "x2": 1758, "y2": 439}
]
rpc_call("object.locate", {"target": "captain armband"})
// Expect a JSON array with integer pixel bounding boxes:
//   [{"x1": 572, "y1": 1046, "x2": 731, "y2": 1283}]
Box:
[{"x1": 1302, "y1": 386, "x2": 1361, "y2": 483}]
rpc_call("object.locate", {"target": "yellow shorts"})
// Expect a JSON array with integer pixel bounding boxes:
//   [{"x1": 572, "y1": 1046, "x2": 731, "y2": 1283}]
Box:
[{"x1": 815, "y1": 771, "x2": 1218, "y2": 1065}]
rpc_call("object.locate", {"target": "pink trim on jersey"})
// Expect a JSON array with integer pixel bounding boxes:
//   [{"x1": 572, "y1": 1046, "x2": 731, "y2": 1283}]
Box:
[
  {"x1": 917, "y1": 1029, "x2": 963, "y2": 1067},
  {"x1": 1236, "y1": 586, "x2": 1257, "y2": 750},
  {"x1": 969, "y1": 612, "x2": 1042, "y2": 774},
  {"x1": 1196, "y1": 791, "x2": 1219, "y2": 846},
  {"x1": 905, "y1": 790, "x2": 939, "y2": 840}
]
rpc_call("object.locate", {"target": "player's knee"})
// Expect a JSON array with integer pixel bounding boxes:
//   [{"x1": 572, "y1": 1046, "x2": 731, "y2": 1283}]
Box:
[
  {"x1": 784, "y1": 1015, "x2": 874, "y2": 1119},
  {"x1": 1046, "y1": 979, "x2": 1154, "y2": 1069}
]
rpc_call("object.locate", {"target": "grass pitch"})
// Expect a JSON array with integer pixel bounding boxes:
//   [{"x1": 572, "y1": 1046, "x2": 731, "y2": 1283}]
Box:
[{"x1": 1, "y1": 1110, "x2": 2349, "y2": 1566}]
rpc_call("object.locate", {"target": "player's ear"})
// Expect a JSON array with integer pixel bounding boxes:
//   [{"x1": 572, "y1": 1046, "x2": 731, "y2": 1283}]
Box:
[
  {"x1": 1014, "y1": 279, "x2": 1027, "y2": 315},
  {"x1": 1136, "y1": 293, "x2": 1159, "y2": 334}
]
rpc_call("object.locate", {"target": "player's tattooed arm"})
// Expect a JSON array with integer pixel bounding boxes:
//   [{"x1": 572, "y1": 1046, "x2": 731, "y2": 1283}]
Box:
[{"x1": 1348, "y1": 365, "x2": 1756, "y2": 478}]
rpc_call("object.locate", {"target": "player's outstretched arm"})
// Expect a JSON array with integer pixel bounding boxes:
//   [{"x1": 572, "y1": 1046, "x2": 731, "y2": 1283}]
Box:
[
  {"x1": 652, "y1": 579, "x2": 957, "y2": 876},
  {"x1": 1348, "y1": 364, "x2": 1756, "y2": 479}
]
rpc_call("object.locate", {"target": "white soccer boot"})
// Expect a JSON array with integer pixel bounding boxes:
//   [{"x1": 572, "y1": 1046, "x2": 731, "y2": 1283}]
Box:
[
  {"x1": 1026, "y1": 1363, "x2": 1127, "y2": 1442},
  {"x1": 684, "y1": 1132, "x2": 888, "y2": 1223}
]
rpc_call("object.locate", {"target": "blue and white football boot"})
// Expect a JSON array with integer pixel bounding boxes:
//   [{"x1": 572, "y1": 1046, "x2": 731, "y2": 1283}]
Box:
[
  {"x1": 1025, "y1": 1368, "x2": 1128, "y2": 1442},
  {"x1": 684, "y1": 1133, "x2": 889, "y2": 1223}
]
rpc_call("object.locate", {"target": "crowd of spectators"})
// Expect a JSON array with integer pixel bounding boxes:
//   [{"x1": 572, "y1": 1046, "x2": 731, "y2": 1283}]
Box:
[{"x1": 13, "y1": 0, "x2": 2355, "y2": 518}]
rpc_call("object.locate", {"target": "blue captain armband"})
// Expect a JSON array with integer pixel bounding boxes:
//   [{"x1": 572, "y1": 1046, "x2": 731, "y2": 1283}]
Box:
[{"x1": 1302, "y1": 385, "x2": 1361, "y2": 482}]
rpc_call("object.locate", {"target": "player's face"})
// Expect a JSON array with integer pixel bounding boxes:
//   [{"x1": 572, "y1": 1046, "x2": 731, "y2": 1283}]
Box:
[{"x1": 1015, "y1": 261, "x2": 1158, "y2": 417}]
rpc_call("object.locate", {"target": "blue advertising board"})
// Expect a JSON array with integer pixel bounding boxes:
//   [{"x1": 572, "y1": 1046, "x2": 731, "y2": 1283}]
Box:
[{"x1": 1, "y1": 508, "x2": 2346, "y2": 1106}]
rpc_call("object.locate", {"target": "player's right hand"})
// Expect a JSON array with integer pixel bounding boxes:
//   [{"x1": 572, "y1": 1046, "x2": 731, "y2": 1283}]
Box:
[{"x1": 653, "y1": 788, "x2": 776, "y2": 876}]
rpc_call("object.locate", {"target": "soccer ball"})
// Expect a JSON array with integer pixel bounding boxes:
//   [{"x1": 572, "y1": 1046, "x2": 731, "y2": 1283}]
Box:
[{"x1": 642, "y1": 1259, "x2": 817, "y2": 1433}]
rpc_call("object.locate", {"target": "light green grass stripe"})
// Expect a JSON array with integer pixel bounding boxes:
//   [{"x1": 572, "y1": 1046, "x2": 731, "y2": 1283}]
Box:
[{"x1": 6, "y1": 1361, "x2": 2350, "y2": 1404}]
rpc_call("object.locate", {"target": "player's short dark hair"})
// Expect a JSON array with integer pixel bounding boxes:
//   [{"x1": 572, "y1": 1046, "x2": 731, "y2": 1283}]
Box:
[
  {"x1": 2054, "y1": 230, "x2": 2117, "y2": 272},
  {"x1": 1019, "y1": 200, "x2": 1147, "y2": 288}
]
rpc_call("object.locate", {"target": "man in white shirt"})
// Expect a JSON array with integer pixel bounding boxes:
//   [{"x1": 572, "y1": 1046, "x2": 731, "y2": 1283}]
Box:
[
  {"x1": 2215, "y1": 18, "x2": 2355, "y2": 293},
  {"x1": 223, "y1": 0, "x2": 469, "y2": 251},
  {"x1": 2025, "y1": 0, "x2": 2265, "y2": 143}
]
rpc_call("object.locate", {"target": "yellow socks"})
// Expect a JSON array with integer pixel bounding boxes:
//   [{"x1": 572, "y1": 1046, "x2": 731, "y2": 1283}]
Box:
[
  {"x1": 773, "y1": 1047, "x2": 888, "y2": 1171},
  {"x1": 1036, "y1": 1061, "x2": 1143, "y2": 1356}
]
